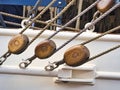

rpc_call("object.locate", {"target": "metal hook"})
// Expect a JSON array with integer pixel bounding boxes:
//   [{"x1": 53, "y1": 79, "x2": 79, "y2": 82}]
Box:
[
  {"x1": 0, "y1": 52, "x2": 11, "y2": 65},
  {"x1": 21, "y1": 16, "x2": 32, "y2": 28},
  {"x1": 19, "y1": 55, "x2": 36, "y2": 69},
  {"x1": 19, "y1": 60, "x2": 32, "y2": 69},
  {"x1": 45, "y1": 62, "x2": 59, "y2": 71},
  {"x1": 0, "y1": 56, "x2": 7, "y2": 65},
  {"x1": 92, "y1": 11, "x2": 101, "y2": 22},
  {"x1": 27, "y1": 0, "x2": 42, "y2": 17},
  {"x1": 85, "y1": 11, "x2": 101, "y2": 32},
  {"x1": 85, "y1": 22, "x2": 95, "y2": 32}
]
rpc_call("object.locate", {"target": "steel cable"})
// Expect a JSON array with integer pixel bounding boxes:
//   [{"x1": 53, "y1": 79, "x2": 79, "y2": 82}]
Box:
[
  {"x1": 0, "y1": 0, "x2": 75, "y2": 65},
  {"x1": 0, "y1": 0, "x2": 57, "y2": 64},
  {"x1": 44, "y1": 2, "x2": 120, "y2": 71},
  {"x1": 19, "y1": 0, "x2": 100, "y2": 68},
  {"x1": 53, "y1": 2, "x2": 120, "y2": 55}
]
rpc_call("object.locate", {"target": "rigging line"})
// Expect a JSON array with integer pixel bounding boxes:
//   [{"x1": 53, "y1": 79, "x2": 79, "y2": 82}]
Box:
[
  {"x1": 0, "y1": 0, "x2": 57, "y2": 63},
  {"x1": 89, "y1": 44, "x2": 120, "y2": 61},
  {"x1": 0, "y1": 0, "x2": 75, "y2": 62},
  {"x1": 19, "y1": 0, "x2": 57, "y2": 34},
  {"x1": 44, "y1": 25, "x2": 120, "y2": 71},
  {"x1": 81, "y1": 25, "x2": 120, "y2": 45},
  {"x1": 0, "y1": 11, "x2": 80, "y2": 32},
  {"x1": 44, "y1": 2, "x2": 120, "y2": 71},
  {"x1": 4, "y1": 20, "x2": 41, "y2": 30},
  {"x1": 47, "y1": 0, "x2": 99, "y2": 40},
  {"x1": 54, "y1": 25, "x2": 120, "y2": 66},
  {"x1": 52, "y1": 2, "x2": 120, "y2": 55},
  {"x1": 28, "y1": 0, "x2": 76, "y2": 45},
  {"x1": 45, "y1": 44, "x2": 120, "y2": 71},
  {"x1": 4, "y1": 21, "x2": 21, "y2": 27},
  {"x1": 18, "y1": 0, "x2": 99, "y2": 69},
  {"x1": 27, "y1": 0, "x2": 42, "y2": 17}
]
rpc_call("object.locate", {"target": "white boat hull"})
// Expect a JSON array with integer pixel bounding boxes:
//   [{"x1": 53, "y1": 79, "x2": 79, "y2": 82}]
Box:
[{"x1": 0, "y1": 28, "x2": 120, "y2": 90}]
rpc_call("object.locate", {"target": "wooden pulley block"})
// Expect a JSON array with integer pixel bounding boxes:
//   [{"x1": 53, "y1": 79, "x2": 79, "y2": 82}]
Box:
[
  {"x1": 35, "y1": 40, "x2": 56, "y2": 59},
  {"x1": 64, "y1": 45, "x2": 90, "y2": 66},
  {"x1": 97, "y1": 0, "x2": 115, "y2": 13},
  {"x1": 8, "y1": 34, "x2": 29, "y2": 54}
]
